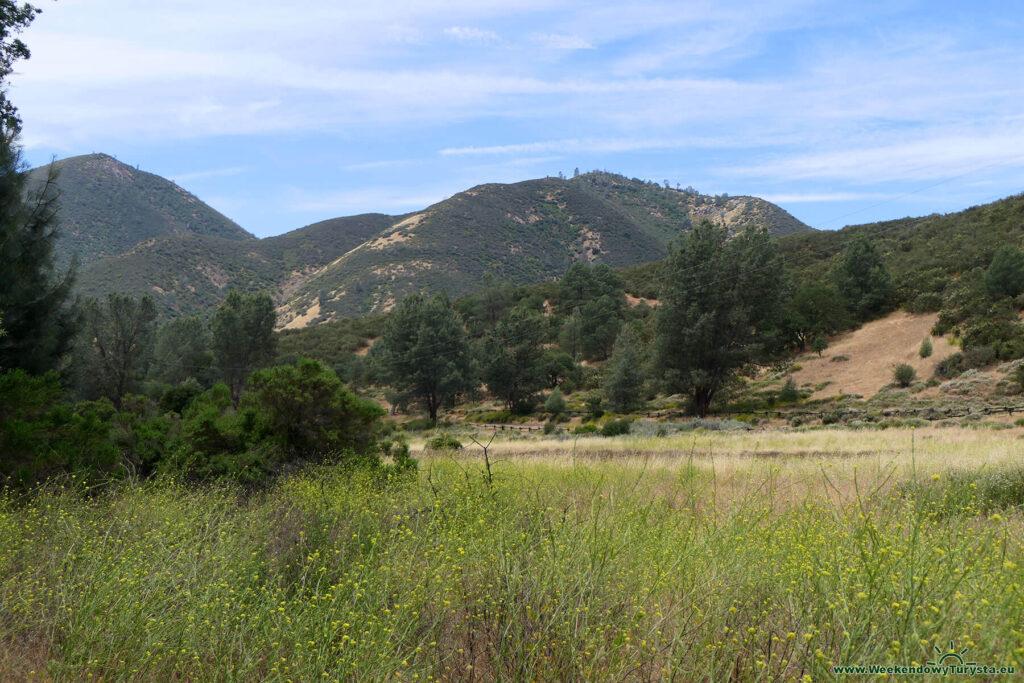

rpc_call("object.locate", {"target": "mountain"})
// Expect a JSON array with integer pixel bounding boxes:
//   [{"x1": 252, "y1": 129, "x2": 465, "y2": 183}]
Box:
[
  {"x1": 274, "y1": 173, "x2": 811, "y2": 325},
  {"x1": 44, "y1": 158, "x2": 813, "y2": 324},
  {"x1": 30, "y1": 153, "x2": 254, "y2": 268}
]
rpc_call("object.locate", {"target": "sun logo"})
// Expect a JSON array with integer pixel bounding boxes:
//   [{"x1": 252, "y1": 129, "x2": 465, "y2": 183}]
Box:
[{"x1": 927, "y1": 640, "x2": 976, "y2": 667}]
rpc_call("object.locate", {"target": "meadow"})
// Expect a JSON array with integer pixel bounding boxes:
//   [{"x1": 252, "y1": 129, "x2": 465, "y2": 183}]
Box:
[{"x1": 2, "y1": 427, "x2": 1023, "y2": 680}]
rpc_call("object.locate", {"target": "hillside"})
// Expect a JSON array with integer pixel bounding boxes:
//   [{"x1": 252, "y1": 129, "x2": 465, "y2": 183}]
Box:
[
  {"x1": 791, "y1": 311, "x2": 958, "y2": 399},
  {"x1": 31, "y1": 154, "x2": 254, "y2": 268},
  {"x1": 49, "y1": 160, "x2": 812, "y2": 322},
  {"x1": 776, "y1": 191, "x2": 1024, "y2": 305},
  {"x1": 270, "y1": 173, "x2": 812, "y2": 324}
]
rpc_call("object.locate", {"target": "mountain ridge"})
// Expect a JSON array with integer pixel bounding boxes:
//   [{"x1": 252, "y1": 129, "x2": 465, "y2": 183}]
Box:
[{"x1": 38, "y1": 155, "x2": 814, "y2": 325}]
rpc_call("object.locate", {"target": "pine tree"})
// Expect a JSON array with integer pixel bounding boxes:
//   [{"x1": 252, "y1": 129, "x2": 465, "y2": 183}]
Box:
[
  {"x1": 654, "y1": 221, "x2": 782, "y2": 417},
  {"x1": 370, "y1": 293, "x2": 474, "y2": 423},
  {"x1": 212, "y1": 291, "x2": 277, "y2": 405},
  {"x1": 832, "y1": 235, "x2": 893, "y2": 319},
  {"x1": 603, "y1": 326, "x2": 646, "y2": 413},
  {"x1": 0, "y1": 3, "x2": 77, "y2": 373}
]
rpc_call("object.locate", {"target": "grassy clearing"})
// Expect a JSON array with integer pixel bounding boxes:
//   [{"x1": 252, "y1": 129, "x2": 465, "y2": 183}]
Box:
[{"x1": 2, "y1": 429, "x2": 1023, "y2": 680}]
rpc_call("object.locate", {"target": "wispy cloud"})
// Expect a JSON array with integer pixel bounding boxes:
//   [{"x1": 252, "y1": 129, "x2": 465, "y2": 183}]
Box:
[
  {"x1": 530, "y1": 33, "x2": 593, "y2": 50},
  {"x1": 12, "y1": 0, "x2": 1024, "y2": 235},
  {"x1": 443, "y1": 26, "x2": 501, "y2": 44},
  {"x1": 172, "y1": 166, "x2": 249, "y2": 183}
]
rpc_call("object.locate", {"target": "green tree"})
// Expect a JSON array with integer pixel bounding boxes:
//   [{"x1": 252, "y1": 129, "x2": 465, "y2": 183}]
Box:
[
  {"x1": 603, "y1": 325, "x2": 646, "y2": 413},
  {"x1": 654, "y1": 221, "x2": 782, "y2": 417},
  {"x1": 984, "y1": 245, "x2": 1024, "y2": 300},
  {"x1": 244, "y1": 358, "x2": 384, "y2": 462},
  {"x1": 77, "y1": 294, "x2": 158, "y2": 402},
  {"x1": 0, "y1": 4, "x2": 77, "y2": 374},
  {"x1": 544, "y1": 387, "x2": 566, "y2": 415},
  {"x1": 370, "y1": 293, "x2": 475, "y2": 423},
  {"x1": 481, "y1": 308, "x2": 547, "y2": 413},
  {"x1": 832, "y1": 235, "x2": 893, "y2": 319},
  {"x1": 781, "y1": 283, "x2": 851, "y2": 351},
  {"x1": 558, "y1": 262, "x2": 624, "y2": 314},
  {"x1": 212, "y1": 290, "x2": 277, "y2": 405},
  {"x1": 578, "y1": 295, "x2": 623, "y2": 361},
  {"x1": 810, "y1": 335, "x2": 828, "y2": 358},
  {"x1": 151, "y1": 316, "x2": 215, "y2": 386},
  {"x1": 919, "y1": 337, "x2": 933, "y2": 359}
]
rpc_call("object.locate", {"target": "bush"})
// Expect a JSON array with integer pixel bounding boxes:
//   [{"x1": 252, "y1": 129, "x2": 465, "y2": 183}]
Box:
[
  {"x1": 573, "y1": 423, "x2": 599, "y2": 435},
  {"x1": 893, "y1": 363, "x2": 917, "y2": 387},
  {"x1": 403, "y1": 416, "x2": 437, "y2": 431},
  {"x1": 542, "y1": 421, "x2": 561, "y2": 435},
  {"x1": 919, "y1": 337, "x2": 933, "y2": 359},
  {"x1": 585, "y1": 396, "x2": 604, "y2": 419},
  {"x1": 907, "y1": 292, "x2": 944, "y2": 313},
  {"x1": 600, "y1": 419, "x2": 630, "y2": 437},
  {"x1": 544, "y1": 388, "x2": 566, "y2": 415},
  {"x1": 163, "y1": 360, "x2": 385, "y2": 485},
  {"x1": 426, "y1": 434, "x2": 463, "y2": 451},
  {"x1": 778, "y1": 377, "x2": 800, "y2": 403},
  {"x1": 159, "y1": 377, "x2": 203, "y2": 414},
  {"x1": 379, "y1": 439, "x2": 417, "y2": 472},
  {"x1": 0, "y1": 370, "x2": 121, "y2": 488}
]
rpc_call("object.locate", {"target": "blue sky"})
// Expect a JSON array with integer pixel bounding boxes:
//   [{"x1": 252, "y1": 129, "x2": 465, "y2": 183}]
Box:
[{"x1": 11, "y1": 0, "x2": 1024, "y2": 238}]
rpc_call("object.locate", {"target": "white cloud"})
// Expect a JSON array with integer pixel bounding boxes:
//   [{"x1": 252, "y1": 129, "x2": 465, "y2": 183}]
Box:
[
  {"x1": 443, "y1": 26, "x2": 501, "y2": 43},
  {"x1": 172, "y1": 166, "x2": 249, "y2": 183},
  {"x1": 531, "y1": 33, "x2": 594, "y2": 50}
]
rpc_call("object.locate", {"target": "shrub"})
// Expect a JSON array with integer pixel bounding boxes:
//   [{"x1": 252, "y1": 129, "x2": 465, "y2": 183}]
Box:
[
  {"x1": 908, "y1": 291, "x2": 944, "y2": 313},
  {"x1": 935, "y1": 353, "x2": 965, "y2": 379},
  {"x1": 893, "y1": 363, "x2": 917, "y2": 387},
  {"x1": 778, "y1": 377, "x2": 800, "y2": 403},
  {"x1": 379, "y1": 439, "x2": 417, "y2": 472},
  {"x1": 585, "y1": 396, "x2": 604, "y2": 419},
  {"x1": 159, "y1": 377, "x2": 203, "y2": 414},
  {"x1": 830, "y1": 354, "x2": 850, "y2": 362},
  {"x1": 1011, "y1": 364, "x2": 1024, "y2": 394},
  {"x1": 426, "y1": 434, "x2": 463, "y2": 451},
  {"x1": 542, "y1": 421, "x2": 561, "y2": 435},
  {"x1": 573, "y1": 423, "x2": 599, "y2": 434},
  {"x1": 544, "y1": 388, "x2": 566, "y2": 415},
  {"x1": 243, "y1": 359, "x2": 383, "y2": 460},
  {"x1": 403, "y1": 416, "x2": 437, "y2": 431},
  {"x1": 163, "y1": 360, "x2": 385, "y2": 485},
  {"x1": 600, "y1": 418, "x2": 630, "y2": 437},
  {"x1": 0, "y1": 370, "x2": 121, "y2": 488},
  {"x1": 919, "y1": 337, "x2": 933, "y2": 359}
]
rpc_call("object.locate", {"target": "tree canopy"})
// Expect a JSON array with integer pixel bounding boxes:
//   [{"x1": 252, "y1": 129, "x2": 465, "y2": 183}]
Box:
[
  {"x1": 984, "y1": 245, "x2": 1024, "y2": 300},
  {"x1": 212, "y1": 290, "x2": 277, "y2": 405},
  {"x1": 370, "y1": 293, "x2": 475, "y2": 423},
  {"x1": 654, "y1": 221, "x2": 782, "y2": 417},
  {"x1": 832, "y1": 235, "x2": 893, "y2": 319}
]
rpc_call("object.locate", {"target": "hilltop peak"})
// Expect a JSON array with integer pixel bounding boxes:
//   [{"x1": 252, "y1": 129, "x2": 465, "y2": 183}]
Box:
[{"x1": 31, "y1": 153, "x2": 254, "y2": 268}]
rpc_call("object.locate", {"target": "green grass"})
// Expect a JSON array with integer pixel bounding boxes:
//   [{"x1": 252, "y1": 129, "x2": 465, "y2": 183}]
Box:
[{"x1": 1, "y1": 446, "x2": 1023, "y2": 680}]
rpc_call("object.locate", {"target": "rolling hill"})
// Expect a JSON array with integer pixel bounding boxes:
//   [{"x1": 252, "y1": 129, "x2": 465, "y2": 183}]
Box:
[{"x1": 46, "y1": 156, "x2": 812, "y2": 324}]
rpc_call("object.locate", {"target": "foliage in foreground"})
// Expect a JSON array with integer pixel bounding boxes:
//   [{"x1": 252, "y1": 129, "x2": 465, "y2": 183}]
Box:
[{"x1": 1, "y1": 458, "x2": 1022, "y2": 680}]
